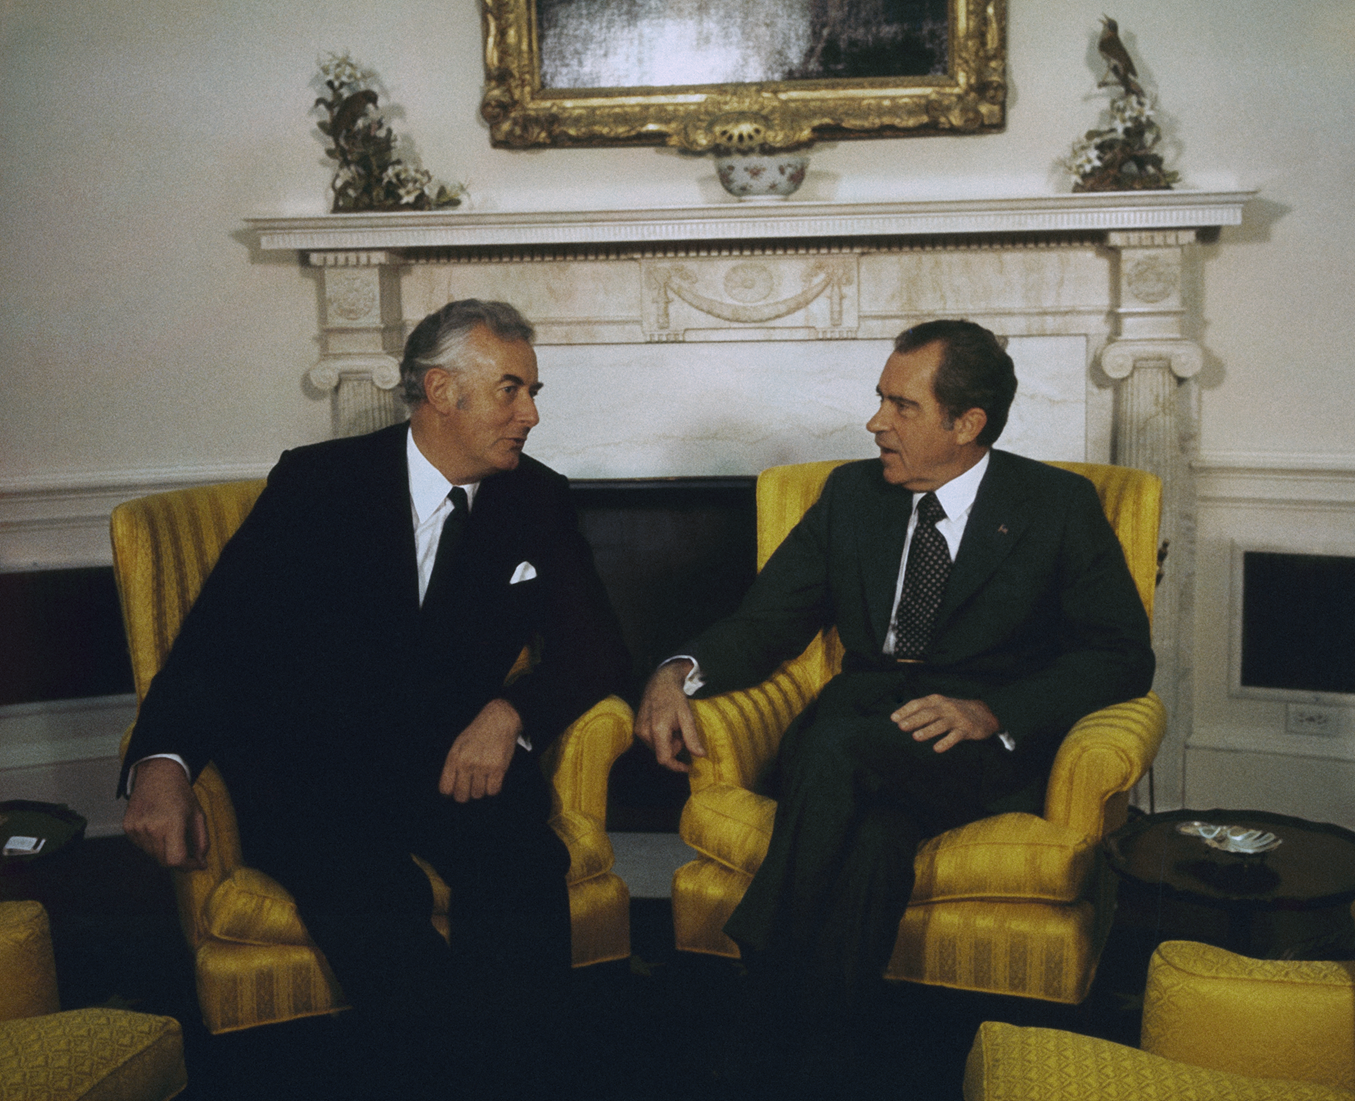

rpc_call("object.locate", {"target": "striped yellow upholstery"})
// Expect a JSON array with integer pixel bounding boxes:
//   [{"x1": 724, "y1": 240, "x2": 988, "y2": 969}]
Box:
[
  {"x1": 964, "y1": 932, "x2": 1355, "y2": 1100},
  {"x1": 0, "y1": 903, "x2": 187, "y2": 1101},
  {"x1": 112, "y1": 481, "x2": 633, "y2": 1034},
  {"x1": 673, "y1": 460, "x2": 1165, "y2": 1004}
]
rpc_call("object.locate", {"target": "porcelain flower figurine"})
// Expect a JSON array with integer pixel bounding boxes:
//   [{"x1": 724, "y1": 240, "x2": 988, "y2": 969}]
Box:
[
  {"x1": 314, "y1": 51, "x2": 464, "y2": 212},
  {"x1": 1063, "y1": 19, "x2": 1179, "y2": 192}
]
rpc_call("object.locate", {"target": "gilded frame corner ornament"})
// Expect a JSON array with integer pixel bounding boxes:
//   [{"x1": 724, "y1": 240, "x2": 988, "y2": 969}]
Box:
[{"x1": 480, "y1": 0, "x2": 1006, "y2": 153}]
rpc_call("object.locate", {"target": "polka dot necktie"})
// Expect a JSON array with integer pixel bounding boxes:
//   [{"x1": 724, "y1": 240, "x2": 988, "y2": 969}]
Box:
[{"x1": 892, "y1": 492, "x2": 951, "y2": 660}]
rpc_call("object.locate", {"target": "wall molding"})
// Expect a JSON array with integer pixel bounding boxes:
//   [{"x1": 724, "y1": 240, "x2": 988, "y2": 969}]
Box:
[
  {"x1": 1194, "y1": 452, "x2": 1355, "y2": 505},
  {"x1": 0, "y1": 463, "x2": 271, "y2": 571}
]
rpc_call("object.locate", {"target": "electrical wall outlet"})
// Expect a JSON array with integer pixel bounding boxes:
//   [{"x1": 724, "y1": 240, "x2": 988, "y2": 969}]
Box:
[{"x1": 1285, "y1": 703, "x2": 1343, "y2": 736}]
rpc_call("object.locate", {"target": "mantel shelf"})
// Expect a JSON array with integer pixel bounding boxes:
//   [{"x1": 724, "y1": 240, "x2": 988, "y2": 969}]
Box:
[{"x1": 246, "y1": 191, "x2": 1255, "y2": 252}]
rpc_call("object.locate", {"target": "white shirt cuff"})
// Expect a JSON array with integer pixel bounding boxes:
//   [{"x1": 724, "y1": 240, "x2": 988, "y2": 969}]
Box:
[
  {"x1": 662, "y1": 655, "x2": 705, "y2": 697},
  {"x1": 127, "y1": 753, "x2": 190, "y2": 794}
]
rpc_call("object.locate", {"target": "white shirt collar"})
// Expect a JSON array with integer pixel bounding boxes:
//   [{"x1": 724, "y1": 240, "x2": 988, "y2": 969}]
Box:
[
  {"x1": 407, "y1": 425, "x2": 479, "y2": 524},
  {"x1": 927, "y1": 450, "x2": 989, "y2": 523}
]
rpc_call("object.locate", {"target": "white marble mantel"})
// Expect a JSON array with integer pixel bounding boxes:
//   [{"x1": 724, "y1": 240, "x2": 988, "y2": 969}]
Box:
[
  {"x1": 244, "y1": 190, "x2": 1252, "y2": 446},
  {"x1": 246, "y1": 191, "x2": 1250, "y2": 251}
]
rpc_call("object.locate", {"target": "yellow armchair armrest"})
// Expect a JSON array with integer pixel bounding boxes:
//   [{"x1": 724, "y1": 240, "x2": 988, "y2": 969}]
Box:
[
  {"x1": 680, "y1": 783, "x2": 777, "y2": 876},
  {"x1": 1043, "y1": 693, "x2": 1165, "y2": 841},
  {"x1": 542, "y1": 694, "x2": 633, "y2": 822}
]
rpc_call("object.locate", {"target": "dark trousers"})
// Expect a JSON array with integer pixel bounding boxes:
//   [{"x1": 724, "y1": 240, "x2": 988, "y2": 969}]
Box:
[
  {"x1": 724, "y1": 671, "x2": 1027, "y2": 1010},
  {"x1": 243, "y1": 747, "x2": 572, "y2": 1100}
]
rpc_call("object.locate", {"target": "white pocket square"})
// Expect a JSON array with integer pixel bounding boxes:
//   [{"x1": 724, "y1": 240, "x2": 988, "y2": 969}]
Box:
[{"x1": 510, "y1": 561, "x2": 537, "y2": 584}]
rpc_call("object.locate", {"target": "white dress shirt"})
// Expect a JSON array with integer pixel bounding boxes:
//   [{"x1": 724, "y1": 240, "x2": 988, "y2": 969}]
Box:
[
  {"x1": 407, "y1": 426, "x2": 479, "y2": 605},
  {"x1": 881, "y1": 451, "x2": 988, "y2": 654}
]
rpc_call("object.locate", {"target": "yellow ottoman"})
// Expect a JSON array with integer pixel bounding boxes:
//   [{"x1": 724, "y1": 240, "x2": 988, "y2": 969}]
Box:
[
  {"x1": 0, "y1": 901, "x2": 187, "y2": 1101},
  {"x1": 963, "y1": 1019, "x2": 1353, "y2": 1101}
]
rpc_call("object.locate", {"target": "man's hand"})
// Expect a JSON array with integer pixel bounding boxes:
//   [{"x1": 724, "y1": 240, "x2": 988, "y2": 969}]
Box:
[
  {"x1": 123, "y1": 758, "x2": 209, "y2": 870},
  {"x1": 635, "y1": 660, "x2": 706, "y2": 773},
  {"x1": 891, "y1": 694, "x2": 1000, "y2": 754},
  {"x1": 439, "y1": 698, "x2": 522, "y2": 802}
]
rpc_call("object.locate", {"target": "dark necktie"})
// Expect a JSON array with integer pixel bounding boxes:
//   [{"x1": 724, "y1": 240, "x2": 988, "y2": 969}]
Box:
[
  {"x1": 891, "y1": 492, "x2": 952, "y2": 660},
  {"x1": 421, "y1": 486, "x2": 469, "y2": 615}
]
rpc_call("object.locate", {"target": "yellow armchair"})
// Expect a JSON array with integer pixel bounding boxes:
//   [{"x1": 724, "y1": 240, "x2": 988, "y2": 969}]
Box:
[
  {"x1": 0, "y1": 900, "x2": 187, "y2": 1101},
  {"x1": 964, "y1": 935, "x2": 1355, "y2": 1099},
  {"x1": 672, "y1": 460, "x2": 1165, "y2": 1004},
  {"x1": 111, "y1": 481, "x2": 633, "y2": 1035}
]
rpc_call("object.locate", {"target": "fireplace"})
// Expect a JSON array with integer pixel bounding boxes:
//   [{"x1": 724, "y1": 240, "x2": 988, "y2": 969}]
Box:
[{"x1": 247, "y1": 190, "x2": 1255, "y2": 808}]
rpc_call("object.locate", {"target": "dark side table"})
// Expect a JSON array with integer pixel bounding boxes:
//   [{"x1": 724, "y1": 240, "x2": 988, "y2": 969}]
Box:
[{"x1": 1105, "y1": 808, "x2": 1355, "y2": 958}]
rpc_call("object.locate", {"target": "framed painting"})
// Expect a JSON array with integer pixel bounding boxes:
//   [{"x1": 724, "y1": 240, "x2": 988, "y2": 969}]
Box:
[{"x1": 480, "y1": 0, "x2": 1006, "y2": 151}]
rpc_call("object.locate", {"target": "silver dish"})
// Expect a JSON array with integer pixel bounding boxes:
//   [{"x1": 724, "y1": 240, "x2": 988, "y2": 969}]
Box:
[{"x1": 1176, "y1": 821, "x2": 1282, "y2": 854}]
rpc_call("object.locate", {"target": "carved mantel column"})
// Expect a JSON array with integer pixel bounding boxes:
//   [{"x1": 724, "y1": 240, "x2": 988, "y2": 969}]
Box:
[
  {"x1": 1101, "y1": 227, "x2": 1203, "y2": 806},
  {"x1": 308, "y1": 251, "x2": 406, "y2": 436}
]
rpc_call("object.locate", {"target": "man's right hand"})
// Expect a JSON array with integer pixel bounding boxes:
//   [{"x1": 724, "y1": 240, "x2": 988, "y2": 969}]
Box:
[
  {"x1": 123, "y1": 758, "x2": 209, "y2": 870},
  {"x1": 635, "y1": 659, "x2": 707, "y2": 773}
]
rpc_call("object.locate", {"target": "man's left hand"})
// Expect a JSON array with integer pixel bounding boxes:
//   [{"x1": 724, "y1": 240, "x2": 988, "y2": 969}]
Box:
[
  {"x1": 891, "y1": 694, "x2": 1000, "y2": 753},
  {"x1": 439, "y1": 698, "x2": 522, "y2": 801}
]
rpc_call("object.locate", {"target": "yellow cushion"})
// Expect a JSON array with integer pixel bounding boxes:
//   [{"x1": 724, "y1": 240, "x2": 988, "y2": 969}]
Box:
[
  {"x1": 1142, "y1": 941, "x2": 1355, "y2": 1091},
  {"x1": 194, "y1": 940, "x2": 345, "y2": 1035},
  {"x1": 911, "y1": 814, "x2": 1095, "y2": 905},
  {"x1": 0, "y1": 1008, "x2": 186, "y2": 1101},
  {"x1": 682, "y1": 791, "x2": 1094, "y2": 905},
  {"x1": 0, "y1": 901, "x2": 60, "y2": 1021},
  {"x1": 892, "y1": 898, "x2": 1102, "y2": 1003},
  {"x1": 680, "y1": 784, "x2": 776, "y2": 876},
  {"x1": 963, "y1": 1020, "x2": 1354, "y2": 1101},
  {"x1": 204, "y1": 867, "x2": 312, "y2": 947}
]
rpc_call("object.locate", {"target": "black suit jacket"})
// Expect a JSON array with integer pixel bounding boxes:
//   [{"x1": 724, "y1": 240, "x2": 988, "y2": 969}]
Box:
[
  {"x1": 689, "y1": 450, "x2": 1154, "y2": 785},
  {"x1": 121, "y1": 422, "x2": 628, "y2": 827}
]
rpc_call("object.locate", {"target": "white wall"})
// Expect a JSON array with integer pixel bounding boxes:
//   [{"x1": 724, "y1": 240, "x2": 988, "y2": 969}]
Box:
[
  {"x1": 2, "y1": 0, "x2": 1353, "y2": 828},
  {"x1": 2, "y1": 0, "x2": 1353, "y2": 481}
]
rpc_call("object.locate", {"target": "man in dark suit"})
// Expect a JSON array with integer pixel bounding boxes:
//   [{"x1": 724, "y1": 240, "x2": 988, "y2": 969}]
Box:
[
  {"x1": 122, "y1": 299, "x2": 629, "y2": 1098},
  {"x1": 637, "y1": 319, "x2": 1153, "y2": 1088}
]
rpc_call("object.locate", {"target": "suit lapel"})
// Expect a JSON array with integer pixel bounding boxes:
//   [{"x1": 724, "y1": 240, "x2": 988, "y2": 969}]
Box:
[
  {"x1": 932, "y1": 450, "x2": 1033, "y2": 629},
  {"x1": 857, "y1": 471, "x2": 914, "y2": 649},
  {"x1": 365, "y1": 423, "x2": 422, "y2": 620}
]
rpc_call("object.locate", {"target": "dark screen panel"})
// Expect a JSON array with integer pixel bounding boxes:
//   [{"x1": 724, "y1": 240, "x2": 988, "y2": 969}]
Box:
[
  {"x1": 1241, "y1": 551, "x2": 1355, "y2": 695},
  {"x1": 0, "y1": 568, "x2": 135, "y2": 706}
]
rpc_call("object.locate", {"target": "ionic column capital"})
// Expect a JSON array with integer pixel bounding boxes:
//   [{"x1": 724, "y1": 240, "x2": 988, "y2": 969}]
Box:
[
  {"x1": 1101, "y1": 339, "x2": 1203, "y2": 381},
  {"x1": 308, "y1": 353, "x2": 402, "y2": 392}
]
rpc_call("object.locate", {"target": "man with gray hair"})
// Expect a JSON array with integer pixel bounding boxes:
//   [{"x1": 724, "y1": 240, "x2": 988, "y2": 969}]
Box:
[{"x1": 122, "y1": 299, "x2": 629, "y2": 1098}]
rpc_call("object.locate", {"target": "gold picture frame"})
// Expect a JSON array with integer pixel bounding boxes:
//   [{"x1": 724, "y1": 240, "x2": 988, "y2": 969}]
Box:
[{"x1": 480, "y1": 0, "x2": 1006, "y2": 152}]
